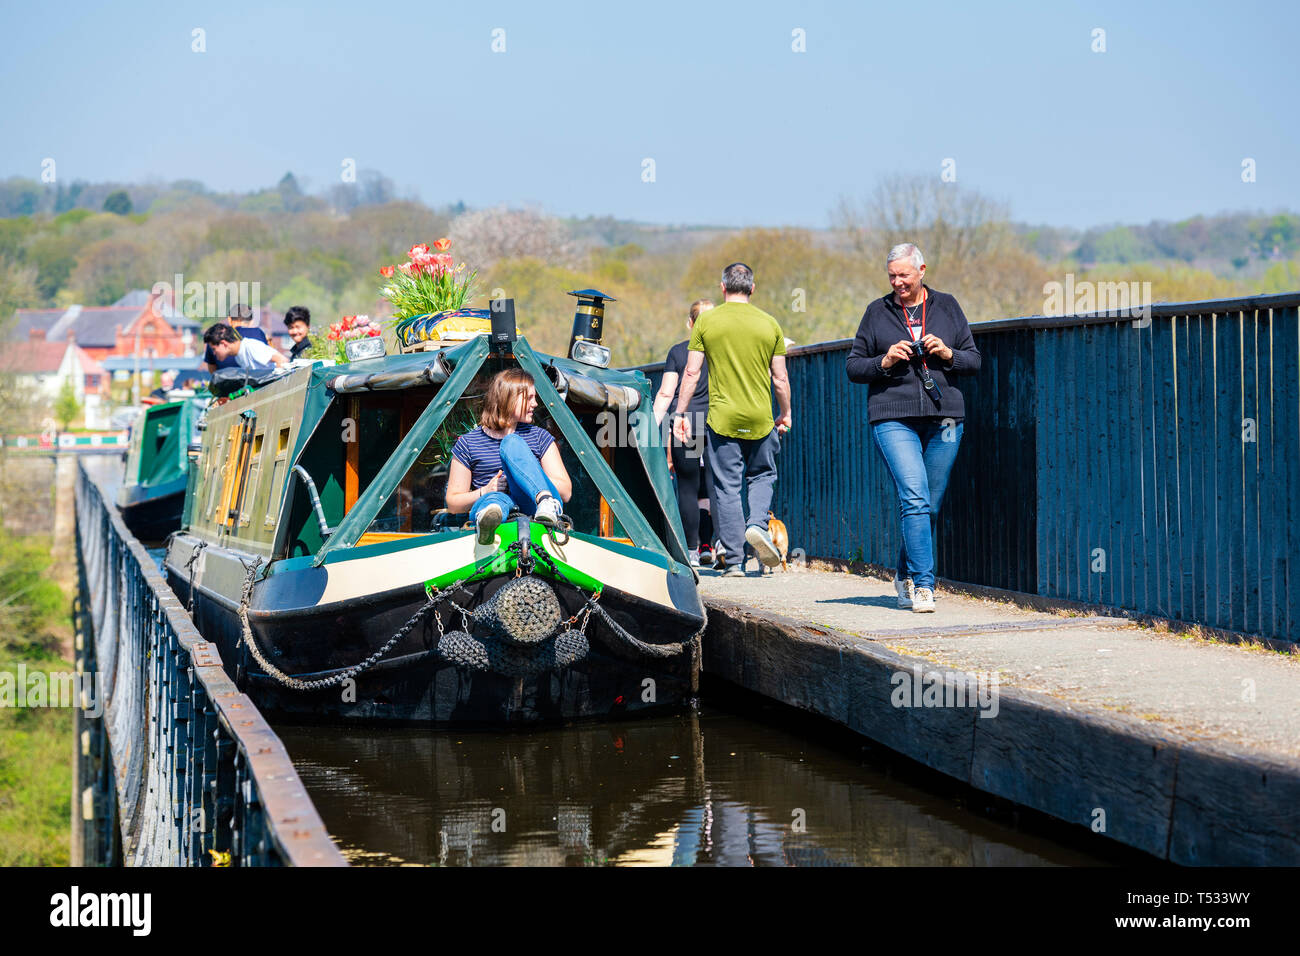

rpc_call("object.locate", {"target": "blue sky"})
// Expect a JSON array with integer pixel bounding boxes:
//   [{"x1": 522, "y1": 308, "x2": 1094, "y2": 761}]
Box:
[{"x1": 1, "y1": 0, "x2": 1296, "y2": 229}]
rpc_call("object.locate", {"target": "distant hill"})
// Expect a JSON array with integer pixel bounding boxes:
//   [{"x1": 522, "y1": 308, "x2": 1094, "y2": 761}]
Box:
[
  {"x1": 2, "y1": 173, "x2": 1294, "y2": 277},
  {"x1": 1016, "y1": 212, "x2": 1298, "y2": 278}
]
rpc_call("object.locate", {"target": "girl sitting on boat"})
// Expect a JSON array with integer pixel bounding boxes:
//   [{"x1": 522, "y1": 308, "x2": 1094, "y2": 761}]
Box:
[{"x1": 446, "y1": 368, "x2": 573, "y2": 544}]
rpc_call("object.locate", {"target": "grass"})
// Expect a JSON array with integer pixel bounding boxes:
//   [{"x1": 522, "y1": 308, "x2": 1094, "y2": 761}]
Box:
[
  {"x1": 0, "y1": 529, "x2": 75, "y2": 867},
  {"x1": 0, "y1": 683, "x2": 72, "y2": 866}
]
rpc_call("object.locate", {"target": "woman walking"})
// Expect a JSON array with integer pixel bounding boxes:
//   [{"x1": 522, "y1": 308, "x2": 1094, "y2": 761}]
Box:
[
  {"x1": 846, "y1": 243, "x2": 981, "y2": 612},
  {"x1": 653, "y1": 299, "x2": 716, "y2": 566}
]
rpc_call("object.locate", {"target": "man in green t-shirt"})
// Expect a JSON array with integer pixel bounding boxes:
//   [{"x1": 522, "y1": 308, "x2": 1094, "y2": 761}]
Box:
[{"x1": 673, "y1": 262, "x2": 792, "y2": 576}]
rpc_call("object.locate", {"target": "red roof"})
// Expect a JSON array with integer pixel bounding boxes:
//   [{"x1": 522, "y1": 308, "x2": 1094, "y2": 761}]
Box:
[{"x1": 0, "y1": 339, "x2": 70, "y2": 375}]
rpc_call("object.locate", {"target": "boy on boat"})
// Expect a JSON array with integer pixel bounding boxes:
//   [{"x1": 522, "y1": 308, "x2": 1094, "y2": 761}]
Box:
[
  {"x1": 202, "y1": 322, "x2": 288, "y2": 371},
  {"x1": 284, "y1": 305, "x2": 314, "y2": 360},
  {"x1": 445, "y1": 369, "x2": 573, "y2": 544}
]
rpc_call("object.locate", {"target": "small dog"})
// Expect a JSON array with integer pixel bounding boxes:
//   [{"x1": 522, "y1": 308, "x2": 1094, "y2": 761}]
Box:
[{"x1": 767, "y1": 511, "x2": 789, "y2": 572}]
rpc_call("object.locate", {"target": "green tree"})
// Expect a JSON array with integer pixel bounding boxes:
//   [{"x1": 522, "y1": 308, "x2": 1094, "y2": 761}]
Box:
[
  {"x1": 102, "y1": 190, "x2": 133, "y2": 215},
  {"x1": 27, "y1": 233, "x2": 78, "y2": 301},
  {"x1": 0, "y1": 177, "x2": 43, "y2": 217},
  {"x1": 270, "y1": 274, "x2": 335, "y2": 322},
  {"x1": 53, "y1": 380, "x2": 80, "y2": 430},
  {"x1": 1077, "y1": 226, "x2": 1152, "y2": 264},
  {"x1": 67, "y1": 237, "x2": 151, "y2": 305}
]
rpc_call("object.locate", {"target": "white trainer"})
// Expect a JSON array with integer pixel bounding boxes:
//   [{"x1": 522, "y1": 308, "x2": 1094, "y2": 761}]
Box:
[
  {"x1": 895, "y1": 576, "x2": 914, "y2": 609},
  {"x1": 476, "y1": 502, "x2": 504, "y2": 546},
  {"x1": 745, "y1": 525, "x2": 782, "y2": 568},
  {"x1": 534, "y1": 494, "x2": 562, "y2": 528},
  {"x1": 912, "y1": 587, "x2": 936, "y2": 612}
]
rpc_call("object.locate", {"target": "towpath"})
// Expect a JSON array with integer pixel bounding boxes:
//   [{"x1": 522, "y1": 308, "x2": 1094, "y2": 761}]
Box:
[
  {"x1": 697, "y1": 565, "x2": 1300, "y2": 758},
  {"x1": 695, "y1": 562, "x2": 1300, "y2": 863}
]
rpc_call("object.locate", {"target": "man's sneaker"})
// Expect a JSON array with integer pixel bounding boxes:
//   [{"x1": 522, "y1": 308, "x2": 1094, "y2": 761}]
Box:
[
  {"x1": 912, "y1": 587, "x2": 936, "y2": 612},
  {"x1": 722, "y1": 563, "x2": 745, "y2": 577},
  {"x1": 697, "y1": 545, "x2": 714, "y2": 567},
  {"x1": 534, "y1": 494, "x2": 562, "y2": 528},
  {"x1": 687, "y1": 549, "x2": 701, "y2": 568},
  {"x1": 895, "y1": 576, "x2": 914, "y2": 609},
  {"x1": 476, "y1": 503, "x2": 504, "y2": 546},
  {"x1": 745, "y1": 525, "x2": 782, "y2": 568}
]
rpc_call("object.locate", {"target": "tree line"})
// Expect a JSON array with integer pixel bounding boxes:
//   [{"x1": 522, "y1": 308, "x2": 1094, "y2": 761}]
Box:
[{"x1": 0, "y1": 172, "x2": 1297, "y2": 379}]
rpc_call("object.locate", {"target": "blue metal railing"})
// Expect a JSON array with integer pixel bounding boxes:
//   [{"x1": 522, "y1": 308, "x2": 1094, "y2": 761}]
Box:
[
  {"x1": 635, "y1": 291, "x2": 1300, "y2": 644},
  {"x1": 72, "y1": 462, "x2": 345, "y2": 866}
]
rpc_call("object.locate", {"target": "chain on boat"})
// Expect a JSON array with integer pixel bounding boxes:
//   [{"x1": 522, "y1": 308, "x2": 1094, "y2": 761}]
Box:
[{"x1": 231, "y1": 531, "x2": 707, "y2": 690}]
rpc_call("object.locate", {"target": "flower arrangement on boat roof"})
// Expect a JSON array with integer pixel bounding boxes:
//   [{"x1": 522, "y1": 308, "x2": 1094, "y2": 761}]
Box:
[
  {"x1": 379, "y1": 238, "x2": 479, "y2": 321},
  {"x1": 323, "y1": 314, "x2": 380, "y2": 362}
]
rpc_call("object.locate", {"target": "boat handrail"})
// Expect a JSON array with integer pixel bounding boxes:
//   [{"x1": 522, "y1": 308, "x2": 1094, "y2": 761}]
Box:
[{"x1": 292, "y1": 464, "x2": 333, "y2": 540}]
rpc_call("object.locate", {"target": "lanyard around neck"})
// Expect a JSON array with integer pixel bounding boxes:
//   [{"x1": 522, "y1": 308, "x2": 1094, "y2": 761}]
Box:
[{"x1": 899, "y1": 288, "x2": 926, "y2": 340}]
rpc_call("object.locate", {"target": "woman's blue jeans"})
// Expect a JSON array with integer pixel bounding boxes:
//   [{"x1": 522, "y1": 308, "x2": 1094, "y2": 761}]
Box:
[
  {"x1": 468, "y1": 433, "x2": 559, "y2": 523},
  {"x1": 871, "y1": 417, "x2": 963, "y2": 590}
]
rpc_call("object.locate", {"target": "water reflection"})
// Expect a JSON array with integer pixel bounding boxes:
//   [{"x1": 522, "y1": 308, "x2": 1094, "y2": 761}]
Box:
[{"x1": 275, "y1": 708, "x2": 1109, "y2": 866}]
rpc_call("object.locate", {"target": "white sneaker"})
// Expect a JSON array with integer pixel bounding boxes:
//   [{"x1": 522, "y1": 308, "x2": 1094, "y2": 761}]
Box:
[
  {"x1": 895, "y1": 576, "x2": 914, "y2": 609},
  {"x1": 745, "y1": 525, "x2": 782, "y2": 568},
  {"x1": 476, "y1": 502, "x2": 503, "y2": 545},
  {"x1": 687, "y1": 549, "x2": 700, "y2": 568},
  {"x1": 534, "y1": 494, "x2": 562, "y2": 528},
  {"x1": 912, "y1": 587, "x2": 935, "y2": 613}
]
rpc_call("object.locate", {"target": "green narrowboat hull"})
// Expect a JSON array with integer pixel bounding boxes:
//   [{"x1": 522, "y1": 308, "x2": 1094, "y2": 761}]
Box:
[
  {"x1": 165, "y1": 519, "x2": 701, "y2": 724},
  {"x1": 162, "y1": 332, "x2": 704, "y2": 725}
]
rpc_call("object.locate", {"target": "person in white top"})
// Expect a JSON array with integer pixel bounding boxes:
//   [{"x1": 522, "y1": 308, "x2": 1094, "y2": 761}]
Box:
[{"x1": 201, "y1": 323, "x2": 287, "y2": 371}]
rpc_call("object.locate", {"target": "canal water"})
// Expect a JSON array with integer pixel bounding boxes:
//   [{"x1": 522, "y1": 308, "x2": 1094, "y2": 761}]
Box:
[
  {"x1": 275, "y1": 702, "x2": 1117, "y2": 867},
  {"x1": 124, "y1": 459, "x2": 1116, "y2": 869}
]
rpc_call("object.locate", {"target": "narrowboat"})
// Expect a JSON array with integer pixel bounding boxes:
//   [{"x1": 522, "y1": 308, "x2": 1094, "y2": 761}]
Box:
[
  {"x1": 163, "y1": 293, "x2": 704, "y2": 725},
  {"x1": 117, "y1": 394, "x2": 207, "y2": 541}
]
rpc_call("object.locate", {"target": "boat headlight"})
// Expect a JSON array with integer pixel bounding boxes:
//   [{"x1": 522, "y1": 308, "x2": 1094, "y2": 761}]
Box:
[
  {"x1": 571, "y1": 340, "x2": 611, "y2": 368},
  {"x1": 345, "y1": 337, "x2": 387, "y2": 362}
]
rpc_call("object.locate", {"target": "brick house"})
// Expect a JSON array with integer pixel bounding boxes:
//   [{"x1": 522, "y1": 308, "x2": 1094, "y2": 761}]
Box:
[
  {"x1": 9, "y1": 290, "x2": 292, "y2": 374},
  {"x1": 9, "y1": 289, "x2": 202, "y2": 362},
  {"x1": 0, "y1": 336, "x2": 107, "y2": 427}
]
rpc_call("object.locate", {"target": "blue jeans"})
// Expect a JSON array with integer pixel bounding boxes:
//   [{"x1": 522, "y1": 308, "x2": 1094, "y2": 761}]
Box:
[
  {"x1": 706, "y1": 425, "x2": 780, "y2": 566},
  {"x1": 871, "y1": 418, "x2": 963, "y2": 590},
  {"x1": 468, "y1": 433, "x2": 559, "y2": 523}
]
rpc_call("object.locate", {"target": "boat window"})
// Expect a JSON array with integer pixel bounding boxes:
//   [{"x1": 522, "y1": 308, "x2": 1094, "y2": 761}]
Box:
[
  {"x1": 240, "y1": 430, "x2": 265, "y2": 526},
  {"x1": 265, "y1": 458, "x2": 285, "y2": 528},
  {"x1": 265, "y1": 424, "x2": 292, "y2": 529},
  {"x1": 205, "y1": 437, "x2": 225, "y2": 521}
]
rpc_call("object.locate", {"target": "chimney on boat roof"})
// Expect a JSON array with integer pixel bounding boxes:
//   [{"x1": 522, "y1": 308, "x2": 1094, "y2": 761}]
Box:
[{"x1": 566, "y1": 289, "x2": 615, "y2": 359}]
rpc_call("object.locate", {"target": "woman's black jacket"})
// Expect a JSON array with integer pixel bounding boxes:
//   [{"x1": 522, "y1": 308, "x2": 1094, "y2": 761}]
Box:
[{"x1": 845, "y1": 286, "x2": 981, "y2": 423}]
